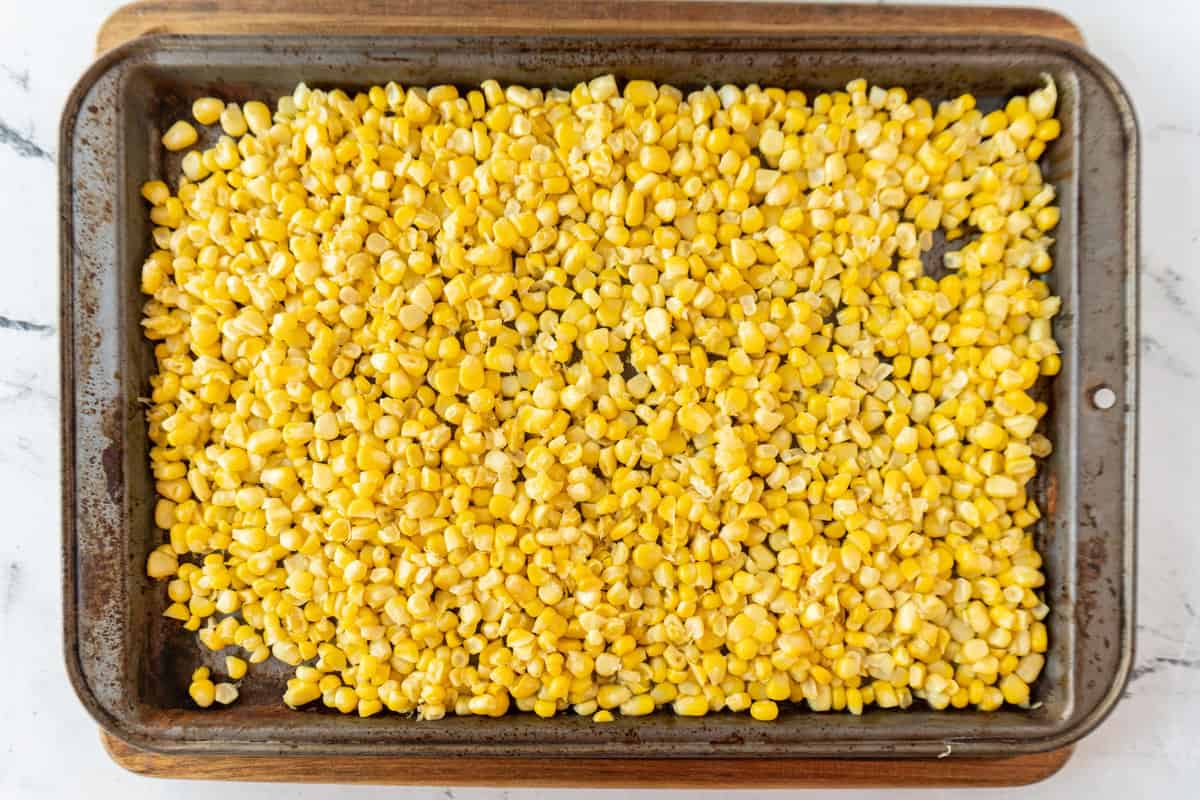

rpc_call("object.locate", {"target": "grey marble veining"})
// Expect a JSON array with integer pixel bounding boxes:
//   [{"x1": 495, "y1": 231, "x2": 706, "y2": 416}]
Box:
[
  {"x1": 0, "y1": 118, "x2": 52, "y2": 161},
  {"x1": 2, "y1": 1, "x2": 1198, "y2": 798}
]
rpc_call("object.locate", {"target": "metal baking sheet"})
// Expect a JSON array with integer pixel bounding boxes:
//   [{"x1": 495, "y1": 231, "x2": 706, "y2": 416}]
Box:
[{"x1": 60, "y1": 32, "x2": 1138, "y2": 758}]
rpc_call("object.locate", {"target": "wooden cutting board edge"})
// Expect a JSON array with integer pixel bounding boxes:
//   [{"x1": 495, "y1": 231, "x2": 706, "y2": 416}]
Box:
[
  {"x1": 97, "y1": 0, "x2": 1085, "y2": 51},
  {"x1": 102, "y1": 733, "x2": 1074, "y2": 788},
  {"x1": 93, "y1": 0, "x2": 1080, "y2": 787}
]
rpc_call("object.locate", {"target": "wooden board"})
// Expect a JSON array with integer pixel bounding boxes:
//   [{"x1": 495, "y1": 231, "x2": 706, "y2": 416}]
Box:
[
  {"x1": 97, "y1": 0, "x2": 1085, "y2": 52},
  {"x1": 95, "y1": 0, "x2": 1081, "y2": 787},
  {"x1": 103, "y1": 734, "x2": 1072, "y2": 788}
]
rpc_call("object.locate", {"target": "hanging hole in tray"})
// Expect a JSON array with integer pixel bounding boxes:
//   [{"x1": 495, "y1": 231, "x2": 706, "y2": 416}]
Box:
[{"x1": 1091, "y1": 386, "x2": 1117, "y2": 410}]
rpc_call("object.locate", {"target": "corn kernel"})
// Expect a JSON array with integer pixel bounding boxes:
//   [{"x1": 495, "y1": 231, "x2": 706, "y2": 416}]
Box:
[
  {"x1": 214, "y1": 682, "x2": 239, "y2": 705},
  {"x1": 162, "y1": 120, "x2": 198, "y2": 151},
  {"x1": 189, "y1": 679, "x2": 216, "y2": 708},
  {"x1": 146, "y1": 548, "x2": 178, "y2": 579},
  {"x1": 192, "y1": 97, "x2": 225, "y2": 126},
  {"x1": 225, "y1": 656, "x2": 248, "y2": 680}
]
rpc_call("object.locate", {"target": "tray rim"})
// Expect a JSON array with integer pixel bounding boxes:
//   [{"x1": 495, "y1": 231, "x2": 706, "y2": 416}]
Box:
[{"x1": 60, "y1": 29, "x2": 1138, "y2": 759}]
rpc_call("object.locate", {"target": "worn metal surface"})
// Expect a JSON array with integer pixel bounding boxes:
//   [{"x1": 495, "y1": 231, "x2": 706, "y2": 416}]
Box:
[{"x1": 61, "y1": 33, "x2": 1137, "y2": 758}]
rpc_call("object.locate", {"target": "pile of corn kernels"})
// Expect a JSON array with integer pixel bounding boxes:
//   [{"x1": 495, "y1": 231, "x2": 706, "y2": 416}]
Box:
[{"x1": 142, "y1": 75, "x2": 1061, "y2": 721}]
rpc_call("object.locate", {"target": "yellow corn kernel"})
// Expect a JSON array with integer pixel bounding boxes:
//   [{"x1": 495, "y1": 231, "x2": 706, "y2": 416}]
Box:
[
  {"x1": 999, "y1": 674, "x2": 1030, "y2": 705},
  {"x1": 226, "y1": 656, "x2": 248, "y2": 680},
  {"x1": 219, "y1": 103, "x2": 248, "y2": 137},
  {"x1": 1035, "y1": 207, "x2": 1061, "y2": 232},
  {"x1": 192, "y1": 97, "x2": 225, "y2": 126},
  {"x1": 620, "y1": 694, "x2": 655, "y2": 717},
  {"x1": 672, "y1": 695, "x2": 709, "y2": 716},
  {"x1": 750, "y1": 699, "x2": 779, "y2": 721},
  {"x1": 146, "y1": 548, "x2": 178, "y2": 579},
  {"x1": 189, "y1": 678, "x2": 216, "y2": 708},
  {"x1": 677, "y1": 405, "x2": 713, "y2": 435},
  {"x1": 214, "y1": 682, "x2": 239, "y2": 705},
  {"x1": 597, "y1": 684, "x2": 632, "y2": 709},
  {"x1": 243, "y1": 101, "x2": 273, "y2": 135},
  {"x1": 162, "y1": 120, "x2": 198, "y2": 151}
]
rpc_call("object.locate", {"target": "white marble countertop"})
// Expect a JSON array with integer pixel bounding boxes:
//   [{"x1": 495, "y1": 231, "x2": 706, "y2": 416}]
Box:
[{"x1": 2, "y1": 0, "x2": 1196, "y2": 797}]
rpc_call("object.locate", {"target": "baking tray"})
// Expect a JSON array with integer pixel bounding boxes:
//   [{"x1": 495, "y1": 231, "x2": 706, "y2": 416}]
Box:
[{"x1": 61, "y1": 31, "x2": 1138, "y2": 759}]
